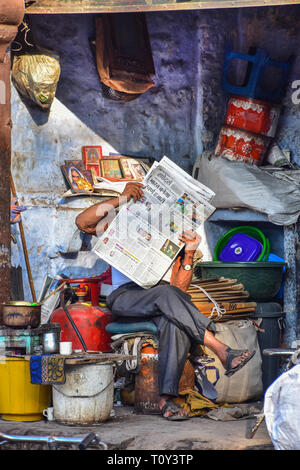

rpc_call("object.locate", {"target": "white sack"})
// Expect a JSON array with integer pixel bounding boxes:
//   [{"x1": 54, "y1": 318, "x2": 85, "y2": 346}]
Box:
[
  {"x1": 193, "y1": 155, "x2": 300, "y2": 226},
  {"x1": 264, "y1": 363, "x2": 300, "y2": 450}
]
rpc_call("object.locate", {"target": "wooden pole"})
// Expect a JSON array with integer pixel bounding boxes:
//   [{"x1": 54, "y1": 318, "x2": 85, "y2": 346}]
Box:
[
  {"x1": 10, "y1": 174, "x2": 37, "y2": 302},
  {"x1": 0, "y1": 51, "x2": 12, "y2": 304},
  {"x1": 0, "y1": 4, "x2": 25, "y2": 306},
  {"x1": 0, "y1": 1, "x2": 26, "y2": 306}
]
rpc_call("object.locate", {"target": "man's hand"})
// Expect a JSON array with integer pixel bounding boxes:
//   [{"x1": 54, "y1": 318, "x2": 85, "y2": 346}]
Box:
[
  {"x1": 179, "y1": 230, "x2": 201, "y2": 253},
  {"x1": 120, "y1": 182, "x2": 145, "y2": 202}
]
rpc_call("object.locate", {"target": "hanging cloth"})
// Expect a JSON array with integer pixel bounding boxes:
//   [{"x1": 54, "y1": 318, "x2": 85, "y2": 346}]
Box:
[{"x1": 95, "y1": 14, "x2": 155, "y2": 99}]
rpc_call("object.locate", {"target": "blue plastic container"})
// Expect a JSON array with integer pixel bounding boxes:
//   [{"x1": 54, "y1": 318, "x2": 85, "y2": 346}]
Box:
[
  {"x1": 267, "y1": 253, "x2": 286, "y2": 299},
  {"x1": 219, "y1": 233, "x2": 263, "y2": 262}
]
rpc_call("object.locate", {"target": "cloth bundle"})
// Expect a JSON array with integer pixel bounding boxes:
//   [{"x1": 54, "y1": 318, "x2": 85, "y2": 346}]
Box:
[
  {"x1": 174, "y1": 388, "x2": 224, "y2": 417},
  {"x1": 10, "y1": 197, "x2": 26, "y2": 224},
  {"x1": 12, "y1": 45, "x2": 61, "y2": 110},
  {"x1": 192, "y1": 355, "x2": 219, "y2": 401},
  {"x1": 95, "y1": 14, "x2": 155, "y2": 102},
  {"x1": 30, "y1": 355, "x2": 66, "y2": 385}
]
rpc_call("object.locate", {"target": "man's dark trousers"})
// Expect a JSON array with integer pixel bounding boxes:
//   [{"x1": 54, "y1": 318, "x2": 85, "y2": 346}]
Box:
[{"x1": 107, "y1": 282, "x2": 212, "y2": 396}]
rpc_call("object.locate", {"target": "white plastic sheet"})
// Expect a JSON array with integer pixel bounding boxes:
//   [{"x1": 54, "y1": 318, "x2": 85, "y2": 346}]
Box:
[
  {"x1": 264, "y1": 364, "x2": 300, "y2": 450},
  {"x1": 193, "y1": 155, "x2": 300, "y2": 226}
]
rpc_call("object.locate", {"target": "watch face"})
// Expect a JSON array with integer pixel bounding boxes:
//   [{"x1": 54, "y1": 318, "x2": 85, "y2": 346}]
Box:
[{"x1": 183, "y1": 264, "x2": 192, "y2": 271}]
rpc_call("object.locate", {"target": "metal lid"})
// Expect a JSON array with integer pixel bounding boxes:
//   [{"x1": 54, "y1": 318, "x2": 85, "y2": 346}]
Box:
[{"x1": 254, "y1": 302, "x2": 285, "y2": 318}]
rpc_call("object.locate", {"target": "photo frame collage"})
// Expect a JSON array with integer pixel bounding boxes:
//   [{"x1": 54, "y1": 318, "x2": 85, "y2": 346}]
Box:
[{"x1": 61, "y1": 146, "x2": 153, "y2": 194}]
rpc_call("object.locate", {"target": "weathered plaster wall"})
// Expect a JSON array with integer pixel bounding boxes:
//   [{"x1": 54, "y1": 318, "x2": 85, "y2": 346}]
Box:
[
  {"x1": 230, "y1": 6, "x2": 300, "y2": 168},
  {"x1": 11, "y1": 10, "x2": 218, "y2": 300},
  {"x1": 197, "y1": 5, "x2": 300, "y2": 346},
  {"x1": 10, "y1": 7, "x2": 300, "y2": 344}
]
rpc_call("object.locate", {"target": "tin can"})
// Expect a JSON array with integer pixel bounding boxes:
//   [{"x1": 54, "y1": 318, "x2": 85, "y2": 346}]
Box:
[
  {"x1": 43, "y1": 332, "x2": 60, "y2": 354},
  {"x1": 215, "y1": 125, "x2": 270, "y2": 165},
  {"x1": 225, "y1": 95, "x2": 281, "y2": 138}
]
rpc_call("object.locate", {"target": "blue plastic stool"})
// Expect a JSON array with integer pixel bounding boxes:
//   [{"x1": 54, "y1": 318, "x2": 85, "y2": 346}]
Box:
[
  {"x1": 106, "y1": 321, "x2": 158, "y2": 336},
  {"x1": 222, "y1": 45, "x2": 292, "y2": 103}
]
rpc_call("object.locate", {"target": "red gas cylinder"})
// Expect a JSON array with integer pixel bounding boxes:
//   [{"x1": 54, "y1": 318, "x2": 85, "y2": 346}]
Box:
[
  {"x1": 50, "y1": 273, "x2": 113, "y2": 352},
  {"x1": 134, "y1": 344, "x2": 160, "y2": 415}
]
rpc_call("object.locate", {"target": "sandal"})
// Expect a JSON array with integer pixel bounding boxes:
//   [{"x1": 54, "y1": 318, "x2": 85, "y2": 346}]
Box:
[
  {"x1": 161, "y1": 399, "x2": 190, "y2": 421},
  {"x1": 224, "y1": 347, "x2": 255, "y2": 377}
]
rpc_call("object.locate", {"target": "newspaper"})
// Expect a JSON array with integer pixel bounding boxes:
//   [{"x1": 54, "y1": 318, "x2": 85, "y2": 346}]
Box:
[
  {"x1": 93, "y1": 178, "x2": 127, "y2": 194},
  {"x1": 93, "y1": 156, "x2": 215, "y2": 288}
]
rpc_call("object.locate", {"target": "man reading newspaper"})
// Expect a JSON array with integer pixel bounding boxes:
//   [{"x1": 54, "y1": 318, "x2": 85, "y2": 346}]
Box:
[{"x1": 76, "y1": 161, "x2": 255, "y2": 421}]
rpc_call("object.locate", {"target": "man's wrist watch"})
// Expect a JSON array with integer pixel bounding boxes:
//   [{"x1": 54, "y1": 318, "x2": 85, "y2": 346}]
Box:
[{"x1": 182, "y1": 264, "x2": 193, "y2": 271}]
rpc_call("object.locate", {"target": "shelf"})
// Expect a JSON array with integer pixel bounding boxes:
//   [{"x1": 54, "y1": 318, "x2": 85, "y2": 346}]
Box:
[
  {"x1": 26, "y1": 0, "x2": 300, "y2": 14},
  {"x1": 208, "y1": 208, "x2": 269, "y2": 223}
]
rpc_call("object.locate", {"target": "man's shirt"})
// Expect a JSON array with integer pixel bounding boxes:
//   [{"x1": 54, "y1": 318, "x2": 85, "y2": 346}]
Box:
[{"x1": 111, "y1": 264, "x2": 173, "y2": 292}]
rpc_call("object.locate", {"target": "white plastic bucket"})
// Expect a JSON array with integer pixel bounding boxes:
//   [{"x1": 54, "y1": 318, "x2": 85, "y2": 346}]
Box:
[{"x1": 52, "y1": 363, "x2": 114, "y2": 425}]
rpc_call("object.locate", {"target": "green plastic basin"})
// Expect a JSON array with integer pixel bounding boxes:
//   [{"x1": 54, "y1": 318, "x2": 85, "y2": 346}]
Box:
[{"x1": 195, "y1": 261, "x2": 285, "y2": 301}]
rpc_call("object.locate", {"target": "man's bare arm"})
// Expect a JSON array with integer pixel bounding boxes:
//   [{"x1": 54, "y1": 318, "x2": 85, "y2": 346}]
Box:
[
  {"x1": 170, "y1": 231, "x2": 201, "y2": 292},
  {"x1": 75, "y1": 182, "x2": 145, "y2": 236},
  {"x1": 75, "y1": 197, "x2": 120, "y2": 236}
]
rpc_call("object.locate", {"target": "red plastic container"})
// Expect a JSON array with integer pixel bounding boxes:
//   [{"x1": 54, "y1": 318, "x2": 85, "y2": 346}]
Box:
[
  {"x1": 225, "y1": 95, "x2": 281, "y2": 138},
  {"x1": 215, "y1": 125, "x2": 270, "y2": 165}
]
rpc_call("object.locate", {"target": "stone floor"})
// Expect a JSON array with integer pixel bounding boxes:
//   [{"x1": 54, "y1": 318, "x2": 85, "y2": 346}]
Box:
[{"x1": 0, "y1": 402, "x2": 273, "y2": 451}]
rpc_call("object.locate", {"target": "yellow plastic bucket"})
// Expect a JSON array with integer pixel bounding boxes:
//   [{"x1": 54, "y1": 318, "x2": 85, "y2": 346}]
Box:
[{"x1": 0, "y1": 358, "x2": 51, "y2": 421}]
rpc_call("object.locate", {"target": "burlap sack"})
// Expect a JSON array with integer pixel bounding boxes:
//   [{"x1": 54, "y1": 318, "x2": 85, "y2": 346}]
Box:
[{"x1": 203, "y1": 319, "x2": 263, "y2": 403}]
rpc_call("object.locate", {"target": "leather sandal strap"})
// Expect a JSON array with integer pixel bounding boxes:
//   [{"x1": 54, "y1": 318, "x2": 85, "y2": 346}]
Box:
[
  {"x1": 161, "y1": 399, "x2": 182, "y2": 415},
  {"x1": 225, "y1": 347, "x2": 248, "y2": 371}
]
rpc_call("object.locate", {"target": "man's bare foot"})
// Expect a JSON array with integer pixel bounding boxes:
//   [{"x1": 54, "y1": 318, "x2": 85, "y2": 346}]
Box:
[
  {"x1": 223, "y1": 349, "x2": 253, "y2": 369},
  {"x1": 158, "y1": 395, "x2": 189, "y2": 420},
  {"x1": 203, "y1": 331, "x2": 255, "y2": 377},
  {"x1": 223, "y1": 348, "x2": 255, "y2": 377}
]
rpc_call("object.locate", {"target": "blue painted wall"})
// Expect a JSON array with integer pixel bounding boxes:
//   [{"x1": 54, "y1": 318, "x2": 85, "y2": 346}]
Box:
[
  {"x1": 11, "y1": 10, "x2": 212, "y2": 300},
  {"x1": 10, "y1": 7, "x2": 300, "y2": 345}
]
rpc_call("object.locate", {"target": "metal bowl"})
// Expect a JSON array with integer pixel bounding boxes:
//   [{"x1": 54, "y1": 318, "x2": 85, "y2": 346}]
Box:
[{"x1": 1, "y1": 301, "x2": 41, "y2": 328}]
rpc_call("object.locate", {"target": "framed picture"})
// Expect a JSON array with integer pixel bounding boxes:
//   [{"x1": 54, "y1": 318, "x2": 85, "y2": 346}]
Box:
[
  {"x1": 89, "y1": 167, "x2": 99, "y2": 185},
  {"x1": 119, "y1": 157, "x2": 147, "y2": 180},
  {"x1": 82, "y1": 146, "x2": 103, "y2": 177},
  {"x1": 82, "y1": 169, "x2": 95, "y2": 187},
  {"x1": 61, "y1": 165, "x2": 94, "y2": 193},
  {"x1": 64, "y1": 159, "x2": 85, "y2": 169},
  {"x1": 100, "y1": 159, "x2": 123, "y2": 179},
  {"x1": 105, "y1": 154, "x2": 154, "y2": 170}
]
